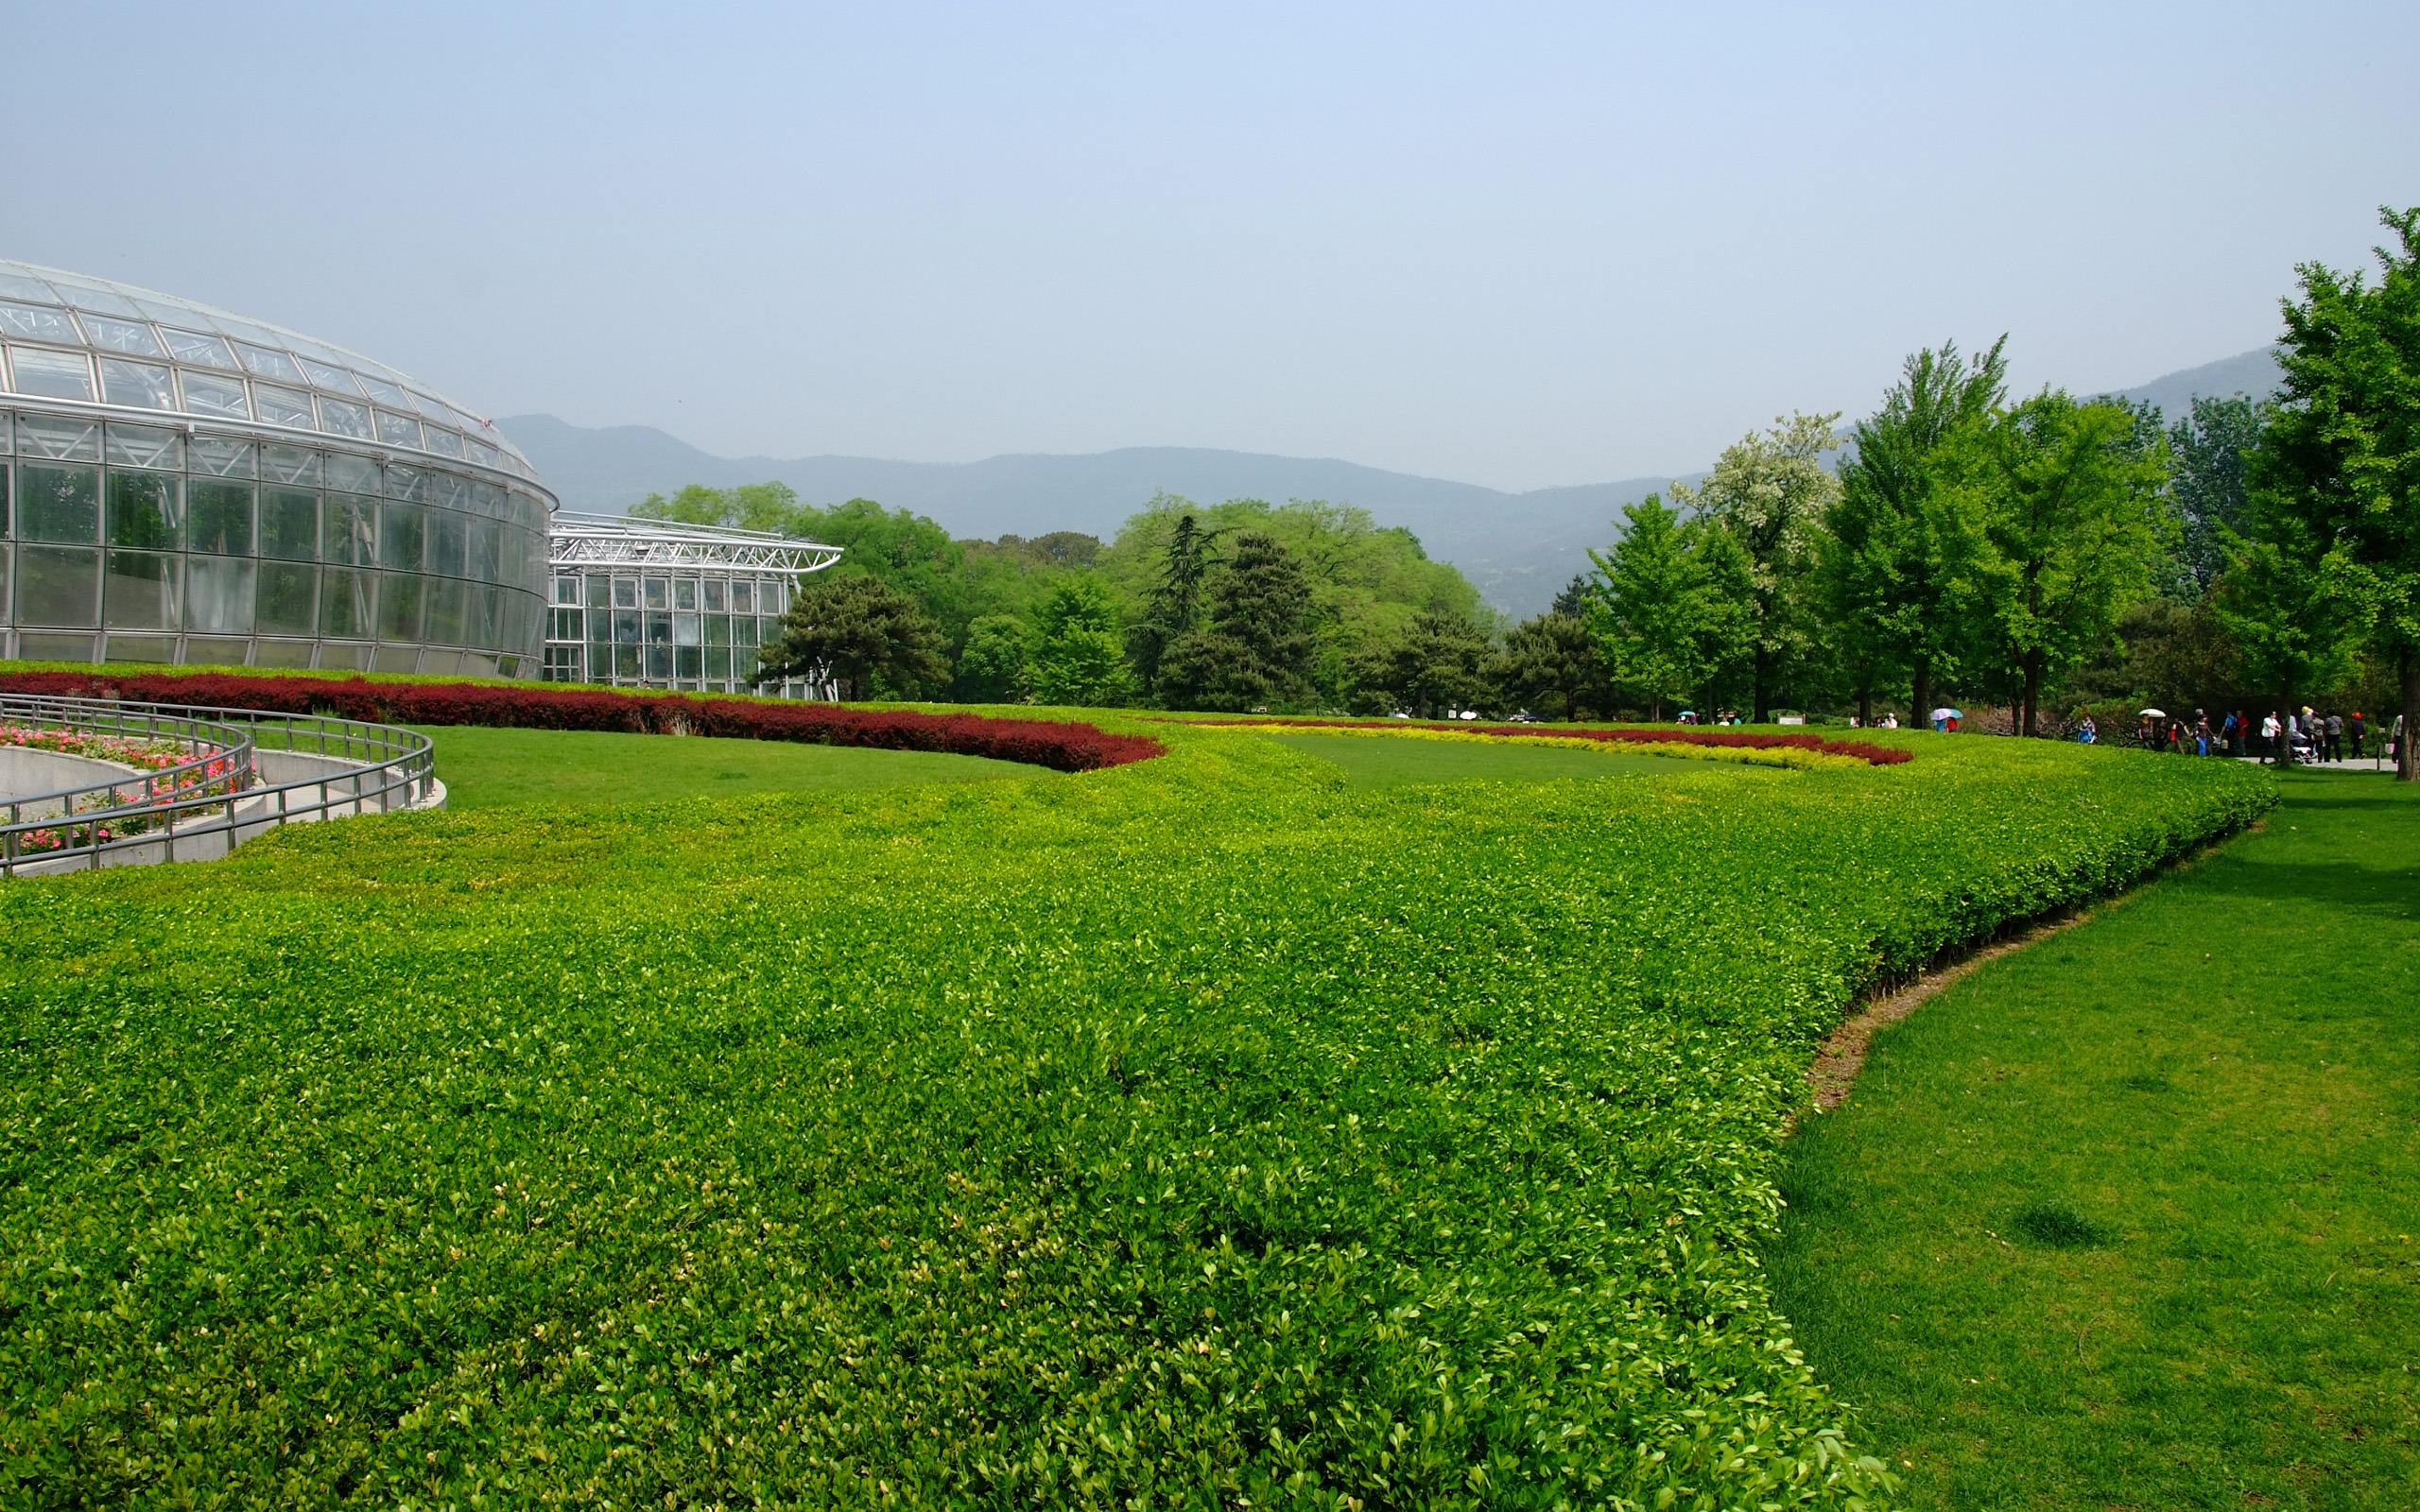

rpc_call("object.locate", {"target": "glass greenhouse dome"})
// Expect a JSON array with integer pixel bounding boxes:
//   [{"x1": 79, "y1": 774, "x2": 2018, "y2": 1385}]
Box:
[{"x1": 0, "y1": 258, "x2": 554, "y2": 676}]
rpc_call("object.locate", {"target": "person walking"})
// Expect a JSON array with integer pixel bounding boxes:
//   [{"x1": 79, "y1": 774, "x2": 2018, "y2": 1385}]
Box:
[
  {"x1": 2325, "y1": 711, "x2": 2344, "y2": 763},
  {"x1": 2261, "y1": 711, "x2": 2281, "y2": 764},
  {"x1": 2349, "y1": 711, "x2": 2366, "y2": 759},
  {"x1": 2221, "y1": 709, "x2": 2240, "y2": 756},
  {"x1": 2137, "y1": 712, "x2": 2156, "y2": 749},
  {"x1": 2195, "y1": 709, "x2": 2211, "y2": 757}
]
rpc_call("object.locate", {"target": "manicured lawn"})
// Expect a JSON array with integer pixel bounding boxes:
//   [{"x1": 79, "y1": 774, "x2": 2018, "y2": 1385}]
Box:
[
  {"x1": 407, "y1": 724, "x2": 1034, "y2": 809},
  {"x1": 1768, "y1": 770, "x2": 2420, "y2": 1509},
  {"x1": 1259, "y1": 730, "x2": 1705, "y2": 785}
]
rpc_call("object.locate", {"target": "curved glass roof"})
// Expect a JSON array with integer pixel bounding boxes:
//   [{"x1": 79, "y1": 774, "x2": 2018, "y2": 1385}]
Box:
[{"x1": 0, "y1": 258, "x2": 538, "y2": 485}]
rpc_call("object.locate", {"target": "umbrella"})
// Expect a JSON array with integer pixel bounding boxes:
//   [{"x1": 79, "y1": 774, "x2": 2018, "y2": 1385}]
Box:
[
  {"x1": 2139, "y1": 707, "x2": 2167, "y2": 718},
  {"x1": 1931, "y1": 707, "x2": 1962, "y2": 721}
]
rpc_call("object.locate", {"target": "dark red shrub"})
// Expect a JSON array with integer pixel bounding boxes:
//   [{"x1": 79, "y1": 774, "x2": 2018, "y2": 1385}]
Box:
[{"x1": 0, "y1": 671, "x2": 1166, "y2": 774}]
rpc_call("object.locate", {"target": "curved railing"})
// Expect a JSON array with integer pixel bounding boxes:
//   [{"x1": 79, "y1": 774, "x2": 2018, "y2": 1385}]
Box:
[{"x1": 1, "y1": 695, "x2": 440, "y2": 878}]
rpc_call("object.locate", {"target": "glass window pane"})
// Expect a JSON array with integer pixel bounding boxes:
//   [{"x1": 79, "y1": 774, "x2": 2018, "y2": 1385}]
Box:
[
  {"x1": 189, "y1": 437, "x2": 255, "y2": 478},
  {"x1": 426, "y1": 509, "x2": 466, "y2": 576},
  {"x1": 466, "y1": 438, "x2": 503, "y2": 470},
  {"x1": 425, "y1": 470, "x2": 469, "y2": 510},
  {"x1": 259, "y1": 488, "x2": 319, "y2": 559},
  {"x1": 611, "y1": 576, "x2": 637, "y2": 610},
  {"x1": 162, "y1": 328, "x2": 240, "y2": 369},
  {"x1": 9, "y1": 346, "x2": 95, "y2": 401},
  {"x1": 18, "y1": 462, "x2": 100, "y2": 542},
  {"x1": 551, "y1": 574, "x2": 579, "y2": 606},
  {"x1": 705, "y1": 646, "x2": 731, "y2": 680},
  {"x1": 584, "y1": 573, "x2": 610, "y2": 609},
  {"x1": 104, "y1": 550, "x2": 180, "y2": 629},
  {"x1": 424, "y1": 427, "x2": 465, "y2": 458},
  {"x1": 324, "y1": 495, "x2": 375, "y2": 565},
  {"x1": 82, "y1": 316, "x2": 164, "y2": 357},
  {"x1": 378, "y1": 502, "x2": 424, "y2": 570},
  {"x1": 105, "y1": 422, "x2": 182, "y2": 471},
  {"x1": 675, "y1": 645, "x2": 701, "y2": 679},
  {"x1": 0, "y1": 272, "x2": 59, "y2": 301},
  {"x1": 326, "y1": 452, "x2": 380, "y2": 495},
  {"x1": 644, "y1": 612, "x2": 671, "y2": 646},
  {"x1": 612, "y1": 609, "x2": 639, "y2": 644},
  {"x1": 98, "y1": 358, "x2": 175, "y2": 409},
  {"x1": 733, "y1": 614, "x2": 759, "y2": 647},
  {"x1": 0, "y1": 302, "x2": 78, "y2": 342},
  {"x1": 385, "y1": 464, "x2": 427, "y2": 503},
  {"x1": 253, "y1": 384, "x2": 314, "y2": 428},
  {"x1": 59, "y1": 284, "x2": 142, "y2": 318},
  {"x1": 234, "y1": 343, "x2": 304, "y2": 383},
  {"x1": 701, "y1": 578, "x2": 727, "y2": 612},
  {"x1": 184, "y1": 554, "x2": 255, "y2": 634},
  {"x1": 297, "y1": 358, "x2": 361, "y2": 395},
  {"x1": 469, "y1": 585, "x2": 503, "y2": 649},
  {"x1": 262, "y1": 445, "x2": 320, "y2": 486},
  {"x1": 179, "y1": 370, "x2": 249, "y2": 418},
  {"x1": 671, "y1": 578, "x2": 697, "y2": 610},
  {"x1": 378, "y1": 572, "x2": 424, "y2": 641},
  {"x1": 672, "y1": 611, "x2": 700, "y2": 647},
  {"x1": 107, "y1": 471, "x2": 180, "y2": 548},
  {"x1": 257, "y1": 560, "x2": 316, "y2": 633},
  {"x1": 319, "y1": 397, "x2": 372, "y2": 439},
  {"x1": 187, "y1": 479, "x2": 253, "y2": 554},
  {"x1": 730, "y1": 580, "x2": 753, "y2": 614},
  {"x1": 355, "y1": 373, "x2": 412, "y2": 407},
  {"x1": 704, "y1": 613, "x2": 730, "y2": 647},
  {"x1": 320, "y1": 568, "x2": 372, "y2": 640},
  {"x1": 642, "y1": 577, "x2": 667, "y2": 610},
  {"x1": 17, "y1": 544, "x2": 101, "y2": 626},
  {"x1": 374, "y1": 409, "x2": 423, "y2": 448},
  {"x1": 468, "y1": 518, "x2": 501, "y2": 581},
  {"x1": 425, "y1": 578, "x2": 465, "y2": 644}
]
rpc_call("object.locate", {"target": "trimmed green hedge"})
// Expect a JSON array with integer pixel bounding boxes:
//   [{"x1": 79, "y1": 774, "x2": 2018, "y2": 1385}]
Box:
[{"x1": 0, "y1": 724, "x2": 2270, "y2": 1508}]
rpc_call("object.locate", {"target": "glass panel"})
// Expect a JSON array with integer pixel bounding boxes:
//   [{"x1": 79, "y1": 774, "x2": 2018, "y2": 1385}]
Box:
[
  {"x1": 59, "y1": 284, "x2": 142, "y2": 318},
  {"x1": 323, "y1": 495, "x2": 375, "y2": 565},
  {"x1": 672, "y1": 611, "x2": 701, "y2": 647},
  {"x1": 19, "y1": 462, "x2": 100, "y2": 541},
  {"x1": 425, "y1": 470, "x2": 469, "y2": 509},
  {"x1": 187, "y1": 479, "x2": 253, "y2": 554},
  {"x1": 234, "y1": 343, "x2": 304, "y2": 383},
  {"x1": 406, "y1": 390, "x2": 452, "y2": 422},
  {"x1": 469, "y1": 586, "x2": 503, "y2": 649},
  {"x1": 611, "y1": 644, "x2": 639, "y2": 679},
  {"x1": 258, "y1": 488, "x2": 318, "y2": 559},
  {"x1": 471, "y1": 481, "x2": 505, "y2": 516},
  {"x1": 702, "y1": 578, "x2": 726, "y2": 612},
  {"x1": 705, "y1": 646, "x2": 730, "y2": 679},
  {"x1": 256, "y1": 560, "x2": 316, "y2": 633},
  {"x1": 468, "y1": 518, "x2": 501, "y2": 582},
  {"x1": 183, "y1": 554, "x2": 255, "y2": 634},
  {"x1": 0, "y1": 272, "x2": 59, "y2": 301},
  {"x1": 18, "y1": 414, "x2": 100, "y2": 460},
  {"x1": 297, "y1": 358, "x2": 361, "y2": 395},
  {"x1": 674, "y1": 645, "x2": 701, "y2": 679},
  {"x1": 97, "y1": 359, "x2": 174, "y2": 409},
  {"x1": 262, "y1": 444, "x2": 320, "y2": 486},
  {"x1": 424, "y1": 427, "x2": 465, "y2": 458},
  {"x1": 643, "y1": 644, "x2": 671, "y2": 680},
  {"x1": 671, "y1": 578, "x2": 697, "y2": 610},
  {"x1": 0, "y1": 470, "x2": 9, "y2": 539},
  {"x1": 374, "y1": 409, "x2": 423, "y2": 448},
  {"x1": 105, "y1": 422, "x2": 182, "y2": 471},
  {"x1": 425, "y1": 509, "x2": 466, "y2": 576},
  {"x1": 612, "y1": 609, "x2": 639, "y2": 644},
  {"x1": 179, "y1": 370, "x2": 250, "y2": 418},
  {"x1": 466, "y1": 438, "x2": 503, "y2": 469},
  {"x1": 733, "y1": 614, "x2": 759, "y2": 647},
  {"x1": 549, "y1": 606, "x2": 580, "y2": 640},
  {"x1": 378, "y1": 502, "x2": 424, "y2": 570},
  {"x1": 704, "y1": 613, "x2": 730, "y2": 646},
  {"x1": 189, "y1": 436, "x2": 255, "y2": 477},
  {"x1": 9, "y1": 346, "x2": 95, "y2": 400},
  {"x1": 17, "y1": 545, "x2": 101, "y2": 626},
  {"x1": 0, "y1": 302, "x2": 78, "y2": 342},
  {"x1": 253, "y1": 384, "x2": 314, "y2": 428},
  {"x1": 81, "y1": 316, "x2": 164, "y2": 356},
  {"x1": 325, "y1": 452, "x2": 380, "y2": 494},
  {"x1": 425, "y1": 578, "x2": 465, "y2": 644},
  {"x1": 551, "y1": 574, "x2": 579, "y2": 606},
  {"x1": 385, "y1": 464, "x2": 428, "y2": 503},
  {"x1": 319, "y1": 397, "x2": 372, "y2": 439},
  {"x1": 355, "y1": 373, "x2": 412, "y2": 407},
  {"x1": 611, "y1": 577, "x2": 637, "y2": 610},
  {"x1": 107, "y1": 471, "x2": 180, "y2": 548},
  {"x1": 642, "y1": 577, "x2": 667, "y2": 610},
  {"x1": 320, "y1": 568, "x2": 372, "y2": 640},
  {"x1": 252, "y1": 637, "x2": 313, "y2": 667},
  {"x1": 377, "y1": 573, "x2": 424, "y2": 641},
  {"x1": 730, "y1": 580, "x2": 753, "y2": 614},
  {"x1": 104, "y1": 551, "x2": 180, "y2": 629},
  {"x1": 644, "y1": 612, "x2": 671, "y2": 646},
  {"x1": 162, "y1": 328, "x2": 239, "y2": 369},
  {"x1": 584, "y1": 573, "x2": 610, "y2": 609}
]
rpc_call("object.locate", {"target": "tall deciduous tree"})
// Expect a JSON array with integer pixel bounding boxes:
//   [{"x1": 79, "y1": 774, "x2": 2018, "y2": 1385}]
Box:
[
  {"x1": 1965, "y1": 391, "x2": 2173, "y2": 736},
  {"x1": 2169, "y1": 392, "x2": 2267, "y2": 595},
  {"x1": 1671, "y1": 413, "x2": 1841, "y2": 721},
  {"x1": 1822, "y1": 340, "x2": 2006, "y2": 725},
  {"x1": 1585, "y1": 495, "x2": 1734, "y2": 720},
  {"x1": 953, "y1": 613, "x2": 1029, "y2": 702},
  {"x1": 2255, "y1": 205, "x2": 2420, "y2": 779},
  {"x1": 757, "y1": 571, "x2": 949, "y2": 700},
  {"x1": 1025, "y1": 577, "x2": 1136, "y2": 707},
  {"x1": 2209, "y1": 519, "x2": 2364, "y2": 764}
]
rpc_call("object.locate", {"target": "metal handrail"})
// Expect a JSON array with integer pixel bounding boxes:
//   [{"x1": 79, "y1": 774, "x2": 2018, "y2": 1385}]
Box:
[{"x1": 1, "y1": 695, "x2": 438, "y2": 878}]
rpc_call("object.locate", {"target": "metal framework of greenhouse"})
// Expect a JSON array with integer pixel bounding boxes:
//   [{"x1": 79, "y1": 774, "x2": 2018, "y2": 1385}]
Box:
[{"x1": 540, "y1": 512, "x2": 845, "y2": 697}]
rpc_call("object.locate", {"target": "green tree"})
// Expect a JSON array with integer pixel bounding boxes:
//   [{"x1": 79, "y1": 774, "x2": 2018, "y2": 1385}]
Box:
[
  {"x1": 953, "y1": 613, "x2": 1030, "y2": 703},
  {"x1": 1025, "y1": 578, "x2": 1136, "y2": 707},
  {"x1": 1355, "y1": 606, "x2": 1494, "y2": 718},
  {"x1": 1822, "y1": 340, "x2": 2007, "y2": 725},
  {"x1": 1493, "y1": 609, "x2": 1608, "y2": 721},
  {"x1": 1158, "y1": 531, "x2": 1317, "y2": 712},
  {"x1": 1964, "y1": 391, "x2": 2174, "y2": 736},
  {"x1": 1129, "y1": 511, "x2": 1219, "y2": 697},
  {"x1": 2209, "y1": 520, "x2": 2364, "y2": 764},
  {"x1": 2255, "y1": 205, "x2": 2420, "y2": 780},
  {"x1": 756, "y1": 571, "x2": 948, "y2": 701},
  {"x1": 2169, "y1": 393, "x2": 2267, "y2": 595},
  {"x1": 1584, "y1": 495, "x2": 1734, "y2": 720},
  {"x1": 1672, "y1": 413, "x2": 1841, "y2": 721},
  {"x1": 630, "y1": 481, "x2": 804, "y2": 534}
]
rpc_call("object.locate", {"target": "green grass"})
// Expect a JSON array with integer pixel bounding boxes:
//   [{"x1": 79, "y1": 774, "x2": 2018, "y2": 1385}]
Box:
[
  {"x1": 1768, "y1": 770, "x2": 2420, "y2": 1509},
  {"x1": 407, "y1": 724, "x2": 1033, "y2": 809},
  {"x1": 0, "y1": 725, "x2": 2270, "y2": 1508},
  {"x1": 1258, "y1": 730, "x2": 1705, "y2": 786}
]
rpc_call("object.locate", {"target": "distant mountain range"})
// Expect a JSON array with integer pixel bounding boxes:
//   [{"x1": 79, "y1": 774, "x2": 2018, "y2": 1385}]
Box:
[{"x1": 498, "y1": 347, "x2": 2283, "y2": 620}]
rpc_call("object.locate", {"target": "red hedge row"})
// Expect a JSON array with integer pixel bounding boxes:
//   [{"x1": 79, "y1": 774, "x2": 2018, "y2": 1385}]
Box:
[
  {"x1": 0, "y1": 671, "x2": 1167, "y2": 774},
  {"x1": 1184, "y1": 715, "x2": 1914, "y2": 766}
]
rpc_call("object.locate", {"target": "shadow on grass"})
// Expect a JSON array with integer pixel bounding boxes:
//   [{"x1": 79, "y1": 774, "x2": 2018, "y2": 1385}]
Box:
[{"x1": 2188, "y1": 858, "x2": 2420, "y2": 918}]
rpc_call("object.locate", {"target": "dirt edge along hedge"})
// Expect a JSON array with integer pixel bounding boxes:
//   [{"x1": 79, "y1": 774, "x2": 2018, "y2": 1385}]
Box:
[
  {"x1": 0, "y1": 670, "x2": 1165, "y2": 774},
  {"x1": 1164, "y1": 713, "x2": 1914, "y2": 765}
]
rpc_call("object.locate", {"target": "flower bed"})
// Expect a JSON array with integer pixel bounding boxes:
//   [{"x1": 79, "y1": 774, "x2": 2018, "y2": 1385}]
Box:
[
  {"x1": 2, "y1": 722, "x2": 251, "y2": 857},
  {"x1": 1168, "y1": 713, "x2": 1915, "y2": 765},
  {"x1": 0, "y1": 671, "x2": 1166, "y2": 774}
]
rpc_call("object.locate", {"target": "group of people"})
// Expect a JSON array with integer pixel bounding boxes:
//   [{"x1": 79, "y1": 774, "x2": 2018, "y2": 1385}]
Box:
[{"x1": 2083, "y1": 706, "x2": 2403, "y2": 763}]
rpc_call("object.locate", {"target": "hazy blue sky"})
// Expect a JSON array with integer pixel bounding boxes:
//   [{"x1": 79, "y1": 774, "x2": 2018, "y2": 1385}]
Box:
[{"x1": 9, "y1": 3, "x2": 2417, "y2": 490}]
